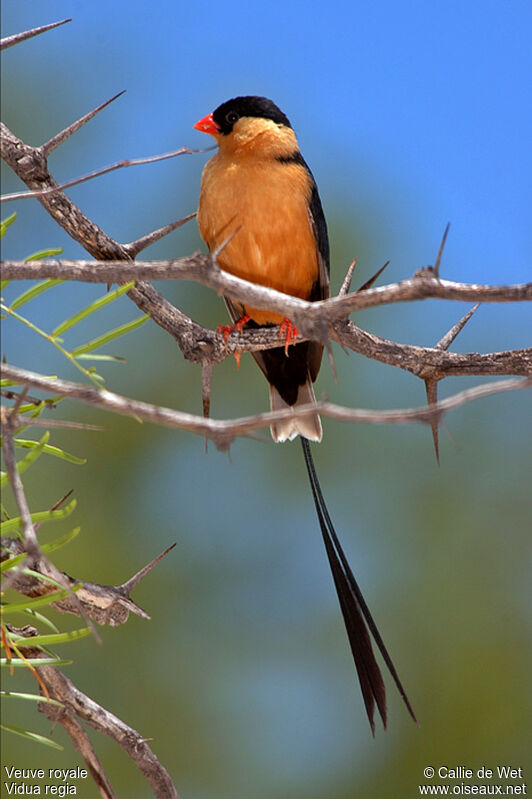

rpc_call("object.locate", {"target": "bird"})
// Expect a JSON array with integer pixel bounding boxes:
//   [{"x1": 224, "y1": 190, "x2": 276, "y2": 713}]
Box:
[{"x1": 194, "y1": 96, "x2": 417, "y2": 734}]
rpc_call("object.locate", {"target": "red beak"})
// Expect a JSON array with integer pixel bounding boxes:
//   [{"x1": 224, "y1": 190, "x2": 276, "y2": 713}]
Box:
[{"x1": 194, "y1": 112, "x2": 220, "y2": 136}]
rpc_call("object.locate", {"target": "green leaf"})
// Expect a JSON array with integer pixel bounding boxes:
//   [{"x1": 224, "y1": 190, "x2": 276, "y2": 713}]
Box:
[
  {"x1": 24, "y1": 248, "x2": 63, "y2": 262},
  {"x1": 52, "y1": 281, "x2": 135, "y2": 336},
  {"x1": 76, "y1": 353, "x2": 126, "y2": 362},
  {"x1": 0, "y1": 303, "x2": 105, "y2": 386},
  {"x1": 1, "y1": 691, "x2": 63, "y2": 707},
  {"x1": 0, "y1": 722, "x2": 64, "y2": 750},
  {"x1": 0, "y1": 550, "x2": 27, "y2": 573},
  {"x1": 22, "y1": 398, "x2": 58, "y2": 417},
  {"x1": 2, "y1": 592, "x2": 68, "y2": 616},
  {"x1": 14, "y1": 437, "x2": 86, "y2": 465},
  {"x1": 22, "y1": 608, "x2": 60, "y2": 634},
  {"x1": 8, "y1": 627, "x2": 91, "y2": 649},
  {"x1": 0, "y1": 432, "x2": 50, "y2": 488},
  {"x1": 20, "y1": 569, "x2": 82, "y2": 593},
  {"x1": 0, "y1": 212, "x2": 17, "y2": 239},
  {"x1": 10, "y1": 279, "x2": 63, "y2": 310},
  {"x1": 71, "y1": 314, "x2": 149, "y2": 356},
  {"x1": 0, "y1": 497, "x2": 77, "y2": 535},
  {"x1": 2, "y1": 526, "x2": 81, "y2": 569},
  {"x1": 0, "y1": 378, "x2": 58, "y2": 389},
  {"x1": 41, "y1": 526, "x2": 81, "y2": 556},
  {"x1": 2, "y1": 588, "x2": 81, "y2": 616},
  {"x1": 1, "y1": 588, "x2": 74, "y2": 615},
  {"x1": 1, "y1": 658, "x2": 72, "y2": 668}
]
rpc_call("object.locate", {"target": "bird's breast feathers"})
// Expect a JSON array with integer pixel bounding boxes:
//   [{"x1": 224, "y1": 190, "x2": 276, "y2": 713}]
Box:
[{"x1": 197, "y1": 154, "x2": 319, "y2": 325}]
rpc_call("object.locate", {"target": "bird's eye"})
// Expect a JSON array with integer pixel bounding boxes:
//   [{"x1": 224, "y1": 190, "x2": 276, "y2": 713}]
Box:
[{"x1": 225, "y1": 111, "x2": 239, "y2": 125}]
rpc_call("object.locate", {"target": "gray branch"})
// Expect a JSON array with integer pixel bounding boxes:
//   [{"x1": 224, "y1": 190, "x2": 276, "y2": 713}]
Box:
[
  {"x1": 10, "y1": 629, "x2": 179, "y2": 798},
  {"x1": 1, "y1": 257, "x2": 531, "y2": 377},
  {"x1": 2, "y1": 256, "x2": 530, "y2": 308},
  {"x1": 1, "y1": 537, "x2": 176, "y2": 626},
  {"x1": 2, "y1": 119, "x2": 531, "y2": 382},
  {"x1": 0, "y1": 18, "x2": 71, "y2": 51},
  {"x1": 2, "y1": 362, "x2": 530, "y2": 451}
]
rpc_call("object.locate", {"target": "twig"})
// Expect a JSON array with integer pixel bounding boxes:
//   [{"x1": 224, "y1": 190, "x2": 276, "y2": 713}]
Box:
[
  {"x1": 339, "y1": 258, "x2": 357, "y2": 296},
  {"x1": 4, "y1": 258, "x2": 529, "y2": 379},
  {"x1": 435, "y1": 304, "x2": 480, "y2": 350},
  {"x1": 0, "y1": 404, "x2": 101, "y2": 640},
  {"x1": 11, "y1": 632, "x2": 179, "y2": 799},
  {"x1": 2, "y1": 257, "x2": 530, "y2": 315},
  {"x1": 433, "y1": 222, "x2": 450, "y2": 278},
  {"x1": 2, "y1": 120, "x2": 530, "y2": 384},
  {"x1": 125, "y1": 213, "x2": 196, "y2": 257},
  {"x1": 357, "y1": 260, "x2": 391, "y2": 292},
  {"x1": 53, "y1": 711, "x2": 117, "y2": 799},
  {"x1": 36, "y1": 664, "x2": 180, "y2": 799},
  {"x1": 42, "y1": 91, "x2": 127, "y2": 156},
  {"x1": 1, "y1": 414, "x2": 103, "y2": 431},
  {"x1": 1, "y1": 538, "x2": 176, "y2": 626},
  {"x1": 2, "y1": 362, "x2": 530, "y2": 451},
  {"x1": 426, "y1": 303, "x2": 481, "y2": 461},
  {"x1": 0, "y1": 19, "x2": 71, "y2": 51},
  {"x1": 1, "y1": 394, "x2": 41, "y2": 559},
  {"x1": 1, "y1": 146, "x2": 216, "y2": 203},
  {"x1": 120, "y1": 543, "x2": 176, "y2": 594}
]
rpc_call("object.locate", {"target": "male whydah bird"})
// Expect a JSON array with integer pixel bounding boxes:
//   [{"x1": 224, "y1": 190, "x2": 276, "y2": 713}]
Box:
[{"x1": 194, "y1": 96, "x2": 417, "y2": 734}]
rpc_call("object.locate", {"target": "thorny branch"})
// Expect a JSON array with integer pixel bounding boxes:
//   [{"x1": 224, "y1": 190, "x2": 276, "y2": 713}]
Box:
[
  {"x1": 0, "y1": 145, "x2": 215, "y2": 203},
  {"x1": 8, "y1": 628, "x2": 179, "y2": 799},
  {"x1": 1, "y1": 536, "x2": 177, "y2": 626},
  {"x1": 1, "y1": 426, "x2": 177, "y2": 794},
  {"x1": 1, "y1": 117, "x2": 531, "y2": 378},
  {"x1": 1, "y1": 441, "x2": 178, "y2": 798},
  {"x1": 1, "y1": 252, "x2": 531, "y2": 376},
  {"x1": 2, "y1": 363, "x2": 530, "y2": 451},
  {"x1": 1, "y1": 396, "x2": 42, "y2": 561},
  {"x1": 2, "y1": 255, "x2": 531, "y2": 306},
  {"x1": 1, "y1": 397, "x2": 171, "y2": 622},
  {"x1": 0, "y1": 18, "x2": 72, "y2": 51}
]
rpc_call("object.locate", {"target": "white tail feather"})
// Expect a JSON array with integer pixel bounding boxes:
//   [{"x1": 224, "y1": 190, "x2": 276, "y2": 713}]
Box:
[{"x1": 269, "y1": 380, "x2": 322, "y2": 443}]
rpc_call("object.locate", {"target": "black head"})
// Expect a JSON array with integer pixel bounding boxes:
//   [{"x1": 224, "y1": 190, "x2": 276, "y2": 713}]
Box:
[{"x1": 212, "y1": 96, "x2": 292, "y2": 135}]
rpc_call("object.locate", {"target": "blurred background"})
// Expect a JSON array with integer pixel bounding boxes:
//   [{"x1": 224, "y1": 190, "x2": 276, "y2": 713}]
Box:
[{"x1": 1, "y1": 2, "x2": 531, "y2": 798}]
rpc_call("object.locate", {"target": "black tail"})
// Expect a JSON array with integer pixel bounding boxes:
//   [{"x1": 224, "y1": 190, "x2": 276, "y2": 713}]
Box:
[{"x1": 300, "y1": 437, "x2": 418, "y2": 734}]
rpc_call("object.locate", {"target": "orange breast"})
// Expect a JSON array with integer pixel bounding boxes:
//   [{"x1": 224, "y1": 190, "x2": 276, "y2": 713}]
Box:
[{"x1": 197, "y1": 156, "x2": 318, "y2": 325}]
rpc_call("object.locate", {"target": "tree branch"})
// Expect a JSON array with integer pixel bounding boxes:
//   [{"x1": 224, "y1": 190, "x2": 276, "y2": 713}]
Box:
[
  {"x1": 1, "y1": 398, "x2": 42, "y2": 561},
  {"x1": 0, "y1": 19, "x2": 71, "y2": 51},
  {"x1": 1, "y1": 537, "x2": 177, "y2": 626},
  {"x1": 2, "y1": 257, "x2": 530, "y2": 308},
  {"x1": 11, "y1": 630, "x2": 179, "y2": 799},
  {"x1": 2, "y1": 119, "x2": 530, "y2": 385},
  {"x1": 2, "y1": 362, "x2": 530, "y2": 451},
  {"x1": 1, "y1": 146, "x2": 216, "y2": 203},
  {"x1": 2, "y1": 258, "x2": 531, "y2": 376},
  {"x1": 37, "y1": 664, "x2": 180, "y2": 799}
]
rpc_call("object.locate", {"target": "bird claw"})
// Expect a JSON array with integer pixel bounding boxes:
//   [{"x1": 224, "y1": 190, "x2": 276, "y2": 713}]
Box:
[
  {"x1": 217, "y1": 314, "x2": 250, "y2": 368},
  {"x1": 217, "y1": 313, "x2": 251, "y2": 343},
  {"x1": 279, "y1": 318, "x2": 299, "y2": 356}
]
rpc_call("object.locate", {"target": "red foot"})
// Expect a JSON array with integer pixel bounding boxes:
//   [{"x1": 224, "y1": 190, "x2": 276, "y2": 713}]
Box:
[
  {"x1": 217, "y1": 314, "x2": 251, "y2": 343},
  {"x1": 217, "y1": 314, "x2": 250, "y2": 369},
  {"x1": 279, "y1": 318, "x2": 299, "y2": 356}
]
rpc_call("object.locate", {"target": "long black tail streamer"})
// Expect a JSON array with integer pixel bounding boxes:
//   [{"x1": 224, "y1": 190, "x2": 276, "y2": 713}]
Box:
[{"x1": 300, "y1": 436, "x2": 418, "y2": 734}]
